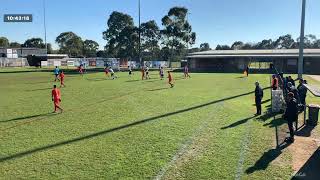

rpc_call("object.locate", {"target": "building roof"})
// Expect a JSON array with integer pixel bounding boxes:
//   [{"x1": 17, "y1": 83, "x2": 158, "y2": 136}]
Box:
[{"x1": 187, "y1": 49, "x2": 320, "y2": 58}]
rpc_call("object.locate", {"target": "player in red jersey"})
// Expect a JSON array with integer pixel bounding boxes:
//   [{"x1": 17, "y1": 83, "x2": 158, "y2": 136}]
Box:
[
  {"x1": 51, "y1": 85, "x2": 63, "y2": 113},
  {"x1": 59, "y1": 71, "x2": 66, "y2": 87},
  {"x1": 104, "y1": 67, "x2": 110, "y2": 78}
]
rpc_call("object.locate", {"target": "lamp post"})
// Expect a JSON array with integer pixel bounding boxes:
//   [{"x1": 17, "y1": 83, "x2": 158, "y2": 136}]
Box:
[
  {"x1": 43, "y1": 0, "x2": 47, "y2": 56},
  {"x1": 298, "y1": 0, "x2": 306, "y2": 79},
  {"x1": 138, "y1": 0, "x2": 141, "y2": 66}
]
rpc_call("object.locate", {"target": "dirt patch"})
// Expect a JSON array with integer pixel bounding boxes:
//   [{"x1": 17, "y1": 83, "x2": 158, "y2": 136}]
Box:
[{"x1": 289, "y1": 136, "x2": 320, "y2": 173}]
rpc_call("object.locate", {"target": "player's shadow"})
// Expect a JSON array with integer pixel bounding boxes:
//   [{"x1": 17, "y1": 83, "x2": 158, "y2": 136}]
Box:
[
  {"x1": 26, "y1": 87, "x2": 52, "y2": 92},
  {"x1": 220, "y1": 116, "x2": 256, "y2": 129},
  {"x1": 292, "y1": 148, "x2": 320, "y2": 180},
  {"x1": 1, "y1": 112, "x2": 56, "y2": 123},
  {"x1": 245, "y1": 142, "x2": 291, "y2": 174},
  {"x1": 0, "y1": 86, "x2": 271, "y2": 163},
  {"x1": 147, "y1": 87, "x2": 169, "y2": 91}
]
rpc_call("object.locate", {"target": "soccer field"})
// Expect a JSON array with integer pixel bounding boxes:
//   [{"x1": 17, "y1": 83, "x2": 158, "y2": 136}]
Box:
[{"x1": 0, "y1": 69, "x2": 319, "y2": 179}]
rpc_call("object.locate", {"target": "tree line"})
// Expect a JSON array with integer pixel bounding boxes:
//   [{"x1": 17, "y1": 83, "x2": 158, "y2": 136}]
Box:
[
  {"x1": 0, "y1": 6, "x2": 195, "y2": 62},
  {"x1": 215, "y1": 34, "x2": 320, "y2": 50},
  {"x1": 0, "y1": 34, "x2": 99, "y2": 58}
]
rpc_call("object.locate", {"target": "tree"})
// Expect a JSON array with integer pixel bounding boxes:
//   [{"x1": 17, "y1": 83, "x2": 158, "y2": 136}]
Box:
[
  {"x1": 22, "y1": 38, "x2": 45, "y2": 48},
  {"x1": 0, "y1": 37, "x2": 9, "y2": 47},
  {"x1": 255, "y1": 39, "x2": 274, "y2": 49},
  {"x1": 242, "y1": 43, "x2": 256, "y2": 50},
  {"x1": 141, "y1": 20, "x2": 161, "y2": 60},
  {"x1": 96, "y1": 50, "x2": 108, "y2": 57},
  {"x1": 160, "y1": 46, "x2": 171, "y2": 61},
  {"x1": 161, "y1": 7, "x2": 196, "y2": 64},
  {"x1": 103, "y1": 11, "x2": 137, "y2": 58},
  {"x1": 56, "y1": 32, "x2": 83, "y2": 57},
  {"x1": 231, "y1": 41, "x2": 244, "y2": 50},
  {"x1": 9, "y1": 42, "x2": 21, "y2": 48},
  {"x1": 83, "y1": 40, "x2": 99, "y2": 57},
  {"x1": 200, "y1": 43, "x2": 211, "y2": 51},
  {"x1": 273, "y1": 34, "x2": 295, "y2": 49},
  {"x1": 215, "y1": 45, "x2": 231, "y2": 50}
]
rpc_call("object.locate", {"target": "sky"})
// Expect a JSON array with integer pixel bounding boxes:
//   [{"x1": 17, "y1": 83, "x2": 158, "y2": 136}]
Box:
[{"x1": 1, "y1": 0, "x2": 320, "y2": 50}]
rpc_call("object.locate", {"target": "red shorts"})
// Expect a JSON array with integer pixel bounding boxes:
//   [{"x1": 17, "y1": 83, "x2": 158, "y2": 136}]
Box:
[{"x1": 54, "y1": 99, "x2": 60, "y2": 106}]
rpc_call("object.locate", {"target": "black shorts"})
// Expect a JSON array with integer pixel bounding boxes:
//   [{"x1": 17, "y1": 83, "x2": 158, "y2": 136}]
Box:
[
  {"x1": 111, "y1": 73, "x2": 114, "y2": 76},
  {"x1": 146, "y1": 72, "x2": 149, "y2": 75},
  {"x1": 55, "y1": 74, "x2": 58, "y2": 77},
  {"x1": 129, "y1": 71, "x2": 132, "y2": 75}
]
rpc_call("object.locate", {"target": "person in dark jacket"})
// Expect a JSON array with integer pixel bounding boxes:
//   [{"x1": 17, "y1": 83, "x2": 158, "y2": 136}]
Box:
[
  {"x1": 288, "y1": 82, "x2": 300, "y2": 104},
  {"x1": 255, "y1": 82, "x2": 263, "y2": 115},
  {"x1": 288, "y1": 76, "x2": 295, "y2": 87},
  {"x1": 284, "y1": 92, "x2": 298, "y2": 143},
  {"x1": 297, "y1": 79, "x2": 307, "y2": 105}
]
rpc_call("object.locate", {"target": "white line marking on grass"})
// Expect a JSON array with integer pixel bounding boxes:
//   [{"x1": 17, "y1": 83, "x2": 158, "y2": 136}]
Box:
[
  {"x1": 235, "y1": 120, "x2": 252, "y2": 180},
  {"x1": 154, "y1": 103, "x2": 223, "y2": 180}
]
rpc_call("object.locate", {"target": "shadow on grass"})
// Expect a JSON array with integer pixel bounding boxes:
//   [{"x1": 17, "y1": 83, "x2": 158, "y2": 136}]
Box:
[
  {"x1": 246, "y1": 142, "x2": 291, "y2": 174},
  {"x1": 252, "y1": 99, "x2": 271, "y2": 106},
  {"x1": 263, "y1": 117, "x2": 286, "y2": 128},
  {"x1": 295, "y1": 125, "x2": 315, "y2": 137},
  {"x1": 292, "y1": 148, "x2": 320, "y2": 180},
  {"x1": 1, "y1": 113, "x2": 56, "y2": 123},
  {"x1": 147, "y1": 87, "x2": 169, "y2": 92},
  {"x1": 221, "y1": 116, "x2": 257, "y2": 129},
  {"x1": 0, "y1": 86, "x2": 270, "y2": 162}
]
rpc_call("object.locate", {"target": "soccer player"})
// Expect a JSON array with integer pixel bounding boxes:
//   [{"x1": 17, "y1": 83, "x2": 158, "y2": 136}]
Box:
[
  {"x1": 59, "y1": 71, "x2": 66, "y2": 87},
  {"x1": 184, "y1": 65, "x2": 191, "y2": 78},
  {"x1": 168, "y1": 71, "x2": 174, "y2": 88},
  {"x1": 128, "y1": 66, "x2": 133, "y2": 77},
  {"x1": 54, "y1": 66, "x2": 60, "y2": 82},
  {"x1": 51, "y1": 85, "x2": 63, "y2": 113},
  {"x1": 160, "y1": 66, "x2": 164, "y2": 80},
  {"x1": 141, "y1": 67, "x2": 145, "y2": 80},
  {"x1": 104, "y1": 67, "x2": 110, "y2": 78},
  {"x1": 78, "y1": 65, "x2": 84, "y2": 76},
  {"x1": 145, "y1": 66, "x2": 150, "y2": 79},
  {"x1": 109, "y1": 67, "x2": 117, "y2": 79}
]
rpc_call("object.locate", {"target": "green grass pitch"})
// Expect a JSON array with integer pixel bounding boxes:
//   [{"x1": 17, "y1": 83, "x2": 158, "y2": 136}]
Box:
[{"x1": 0, "y1": 68, "x2": 319, "y2": 179}]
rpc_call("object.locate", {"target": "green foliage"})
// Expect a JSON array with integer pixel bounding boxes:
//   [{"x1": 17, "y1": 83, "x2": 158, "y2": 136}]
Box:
[
  {"x1": 9, "y1": 42, "x2": 21, "y2": 48},
  {"x1": 83, "y1": 40, "x2": 99, "y2": 57},
  {"x1": 56, "y1": 32, "x2": 83, "y2": 57},
  {"x1": 103, "y1": 11, "x2": 137, "y2": 59},
  {"x1": 200, "y1": 43, "x2": 211, "y2": 51},
  {"x1": 22, "y1": 38, "x2": 45, "y2": 48},
  {"x1": 161, "y1": 7, "x2": 196, "y2": 64},
  {"x1": 0, "y1": 37, "x2": 9, "y2": 48},
  {"x1": 141, "y1": 20, "x2": 161, "y2": 61}
]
